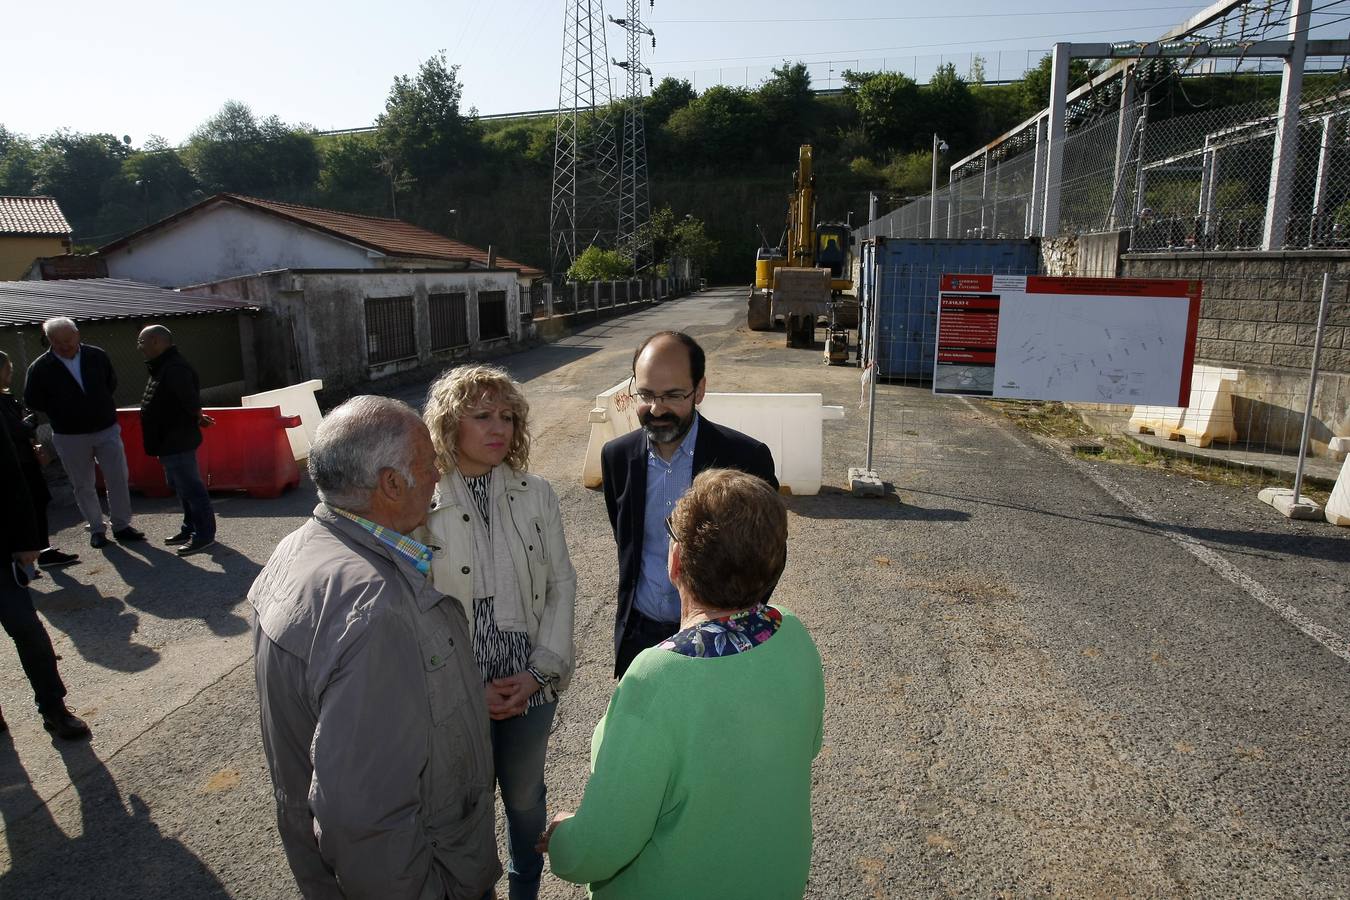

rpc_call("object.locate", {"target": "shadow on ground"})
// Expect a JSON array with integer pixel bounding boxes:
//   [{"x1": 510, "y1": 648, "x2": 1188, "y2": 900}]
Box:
[{"x1": 0, "y1": 735, "x2": 229, "y2": 898}]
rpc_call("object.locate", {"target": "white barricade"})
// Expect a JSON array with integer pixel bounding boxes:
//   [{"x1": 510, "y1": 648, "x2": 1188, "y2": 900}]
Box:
[
  {"x1": 242, "y1": 379, "x2": 324, "y2": 461},
  {"x1": 582, "y1": 379, "x2": 844, "y2": 495},
  {"x1": 1128, "y1": 365, "x2": 1241, "y2": 448},
  {"x1": 1326, "y1": 437, "x2": 1350, "y2": 527}
]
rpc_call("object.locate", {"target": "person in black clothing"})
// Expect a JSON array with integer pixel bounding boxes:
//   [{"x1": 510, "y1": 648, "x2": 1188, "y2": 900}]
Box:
[
  {"x1": 0, "y1": 412, "x2": 91, "y2": 739},
  {"x1": 22, "y1": 317, "x2": 144, "y2": 549},
  {"x1": 0, "y1": 351, "x2": 78, "y2": 570},
  {"x1": 137, "y1": 325, "x2": 216, "y2": 556}
]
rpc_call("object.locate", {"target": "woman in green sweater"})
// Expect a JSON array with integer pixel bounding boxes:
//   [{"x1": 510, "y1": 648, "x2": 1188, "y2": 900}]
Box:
[{"x1": 539, "y1": 468, "x2": 825, "y2": 898}]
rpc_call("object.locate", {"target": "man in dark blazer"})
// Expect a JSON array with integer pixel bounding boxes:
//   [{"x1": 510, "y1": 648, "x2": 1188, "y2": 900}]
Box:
[
  {"x1": 0, "y1": 420, "x2": 91, "y2": 738},
  {"x1": 601, "y1": 331, "x2": 778, "y2": 678},
  {"x1": 23, "y1": 317, "x2": 143, "y2": 549}
]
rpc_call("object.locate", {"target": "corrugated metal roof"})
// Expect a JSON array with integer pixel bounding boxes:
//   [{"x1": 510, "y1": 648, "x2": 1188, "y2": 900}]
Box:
[
  {"x1": 98, "y1": 193, "x2": 546, "y2": 278},
  {"x1": 0, "y1": 278, "x2": 256, "y2": 328},
  {"x1": 0, "y1": 196, "x2": 73, "y2": 237}
]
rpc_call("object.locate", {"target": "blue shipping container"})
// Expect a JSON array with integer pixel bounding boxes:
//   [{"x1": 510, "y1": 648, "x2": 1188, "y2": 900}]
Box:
[{"x1": 859, "y1": 238, "x2": 1041, "y2": 380}]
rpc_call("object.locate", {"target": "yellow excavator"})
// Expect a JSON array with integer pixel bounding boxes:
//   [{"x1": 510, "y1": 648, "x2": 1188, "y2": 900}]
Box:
[{"x1": 748, "y1": 144, "x2": 854, "y2": 359}]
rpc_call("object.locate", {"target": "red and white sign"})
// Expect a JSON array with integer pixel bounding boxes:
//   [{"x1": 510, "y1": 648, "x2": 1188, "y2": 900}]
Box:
[{"x1": 935, "y1": 275, "x2": 1202, "y2": 405}]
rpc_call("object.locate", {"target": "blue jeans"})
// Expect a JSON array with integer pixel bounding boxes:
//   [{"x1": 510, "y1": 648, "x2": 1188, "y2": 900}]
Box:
[
  {"x1": 159, "y1": 450, "x2": 215, "y2": 542},
  {"x1": 491, "y1": 699, "x2": 556, "y2": 900},
  {"x1": 0, "y1": 566, "x2": 66, "y2": 716}
]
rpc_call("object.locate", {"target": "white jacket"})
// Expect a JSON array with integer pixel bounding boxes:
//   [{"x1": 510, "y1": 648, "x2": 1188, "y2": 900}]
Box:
[{"x1": 421, "y1": 467, "x2": 577, "y2": 692}]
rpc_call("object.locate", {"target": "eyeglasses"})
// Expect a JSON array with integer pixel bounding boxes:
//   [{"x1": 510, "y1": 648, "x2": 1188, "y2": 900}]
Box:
[
  {"x1": 664, "y1": 515, "x2": 680, "y2": 544},
  {"x1": 629, "y1": 381, "x2": 696, "y2": 405}
]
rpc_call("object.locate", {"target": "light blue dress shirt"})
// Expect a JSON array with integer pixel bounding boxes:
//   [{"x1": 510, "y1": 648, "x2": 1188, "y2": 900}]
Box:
[{"x1": 632, "y1": 414, "x2": 700, "y2": 624}]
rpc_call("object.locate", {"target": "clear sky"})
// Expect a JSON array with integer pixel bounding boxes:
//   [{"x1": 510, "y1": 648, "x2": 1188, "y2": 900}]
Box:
[{"x1": 1, "y1": 0, "x2": 1331, "y2": 146}]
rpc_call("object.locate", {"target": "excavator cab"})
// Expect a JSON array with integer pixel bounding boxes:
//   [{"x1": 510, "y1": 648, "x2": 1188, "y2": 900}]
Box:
[{"x1": 814, "y1": 224, "x2": 851, "y2": 278}]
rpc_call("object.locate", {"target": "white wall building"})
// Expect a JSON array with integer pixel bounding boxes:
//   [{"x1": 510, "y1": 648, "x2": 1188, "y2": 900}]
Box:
[{"x1": 100, "y1": 194, "x2": 546, "y2": 392}]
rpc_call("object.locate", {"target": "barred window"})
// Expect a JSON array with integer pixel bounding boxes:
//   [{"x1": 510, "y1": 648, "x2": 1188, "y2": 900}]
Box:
[
  {"x1": 478, "y1": 290, "x2": 508, "y2": 341},
  {"x1": 429, "y1": 292, "x2": 469, "y2": 351},
  {"x1": 365, "y1": 295, "x2": 416, "y2": 366}
]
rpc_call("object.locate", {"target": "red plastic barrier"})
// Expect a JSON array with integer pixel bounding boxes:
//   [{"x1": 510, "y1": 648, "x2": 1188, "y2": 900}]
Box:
[{"x1": 114, "y1": 406, "x2": 302, "y2": 499}]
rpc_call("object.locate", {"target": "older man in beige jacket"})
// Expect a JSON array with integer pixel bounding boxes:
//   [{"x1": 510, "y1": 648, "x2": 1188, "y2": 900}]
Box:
[{"x1": 250, "y1": 396, "x2": 500, "y2": 899}]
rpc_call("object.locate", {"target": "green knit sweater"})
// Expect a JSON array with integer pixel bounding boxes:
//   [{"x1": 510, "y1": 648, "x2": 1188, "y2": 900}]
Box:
[{"x1": 548, "y1": 608, "x2": 825, "y2": 899}]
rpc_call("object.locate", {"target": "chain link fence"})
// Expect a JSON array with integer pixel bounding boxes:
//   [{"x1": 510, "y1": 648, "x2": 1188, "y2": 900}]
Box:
[{"x1": 858, "y1": 70, "x2": 1350, "y2": 253}]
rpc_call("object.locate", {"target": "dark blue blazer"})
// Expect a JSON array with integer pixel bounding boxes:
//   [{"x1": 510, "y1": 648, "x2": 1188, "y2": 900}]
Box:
[{"x1": 600, "y1": 414, "x2": 778, "y2": 673}]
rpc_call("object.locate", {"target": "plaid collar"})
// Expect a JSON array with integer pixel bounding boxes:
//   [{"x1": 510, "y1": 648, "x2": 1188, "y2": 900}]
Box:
[{"x1": 332, "y1": 508, "x2": 433, "y2": 576}]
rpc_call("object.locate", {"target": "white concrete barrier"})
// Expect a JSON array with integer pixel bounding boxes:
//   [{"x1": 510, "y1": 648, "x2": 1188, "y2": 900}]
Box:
[
  {"x1": 1327, "y1": 436, "x2": 1350, "y2": 527},
  {"x1": 1128, "y1": 365, "x2": 1241, "y2": 448},
  {"x1": 242, "y1": 379, "x2": 324, "y2": 461},
  {"x1": 581, "y1": 379, "x2": 844, "y2": 495}
]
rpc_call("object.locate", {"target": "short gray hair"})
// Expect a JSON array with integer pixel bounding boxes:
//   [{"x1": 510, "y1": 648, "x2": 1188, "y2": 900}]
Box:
[
  {"x1": 43, "y1": 317, "x2": 78, "y2": 337},
  {"x1": 308, "y1": 395, "x2": 428, "y2": 512}
]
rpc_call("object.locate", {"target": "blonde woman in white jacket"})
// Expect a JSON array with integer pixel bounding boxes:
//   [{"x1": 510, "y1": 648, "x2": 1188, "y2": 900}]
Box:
[{"x1": 419, "y1": 364, "x2": 576, "y2": 900}]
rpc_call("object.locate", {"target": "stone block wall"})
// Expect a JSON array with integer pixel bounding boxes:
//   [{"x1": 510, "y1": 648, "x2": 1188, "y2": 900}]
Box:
[{"x1": 1119, "y1": 251, "x2": 1350, "y2": 453}]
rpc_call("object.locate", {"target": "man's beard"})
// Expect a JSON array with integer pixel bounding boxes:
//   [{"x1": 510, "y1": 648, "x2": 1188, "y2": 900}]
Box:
[{"x1": 640, "y1": 407, "x2": 694, "y2": 445}]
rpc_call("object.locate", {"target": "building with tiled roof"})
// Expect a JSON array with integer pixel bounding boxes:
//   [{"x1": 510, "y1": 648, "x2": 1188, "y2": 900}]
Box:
[
  {"x1": 0, "y1": 196, "x2": 74, "y2": 279},
  {"x1": 97, "y1": 193, "x2": 543, "y2": 287}
]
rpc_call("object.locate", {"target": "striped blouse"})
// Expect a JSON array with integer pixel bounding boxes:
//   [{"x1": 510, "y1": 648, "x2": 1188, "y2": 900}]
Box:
[{"x1": 464, "y1": 472, "x2": 549, "y2": 711}]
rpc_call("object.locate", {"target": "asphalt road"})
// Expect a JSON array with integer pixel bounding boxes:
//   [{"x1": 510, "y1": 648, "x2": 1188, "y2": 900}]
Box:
[{"x1": 1, "y1": 287, "x2": 1347, "y2": 898}]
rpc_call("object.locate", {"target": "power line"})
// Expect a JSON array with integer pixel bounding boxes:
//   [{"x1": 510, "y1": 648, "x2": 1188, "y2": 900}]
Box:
[
  {"x1": 651, "y1": 5, "x2": 1209, "y2": 25},
  {"x1": 651, "y1": 21, "x2": 1191, "y2": 68}
]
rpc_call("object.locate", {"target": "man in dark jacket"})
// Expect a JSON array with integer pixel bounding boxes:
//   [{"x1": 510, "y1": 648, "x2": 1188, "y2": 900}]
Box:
[
  {"x1": 0, "y1": 423, "x2": 91, "y2": 739},
  {"x1": 23, "y1": 317, "x2": 144, "y2": 549},
  {"x1": 137, "y1": 325, "x2": 216, "y2": 556},
  {"x1": 600, "y1": 331, "x2": 779, "y2": 677}
]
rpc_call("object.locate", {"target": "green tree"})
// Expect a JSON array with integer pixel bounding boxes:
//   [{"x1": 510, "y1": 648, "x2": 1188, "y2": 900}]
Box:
[
  {"x1": 186, "y1": 101, "x2": 319, "y2": 197},
  {"x1": 376, "y1": 51, "x2": 478, "y2": 190},
  {"x1": 665, "y1": 86, "x2": 763, "y2": 167},
  {"x1": 757, "y1": 61, "x2": 815, "y2": 154},
  {"x1": 922, "y1": 63, "x2": 976, "y2": 153},
  {"x1": 636, "y1": 206, "x2": 718, "y2": 271},
  {"x1": 567, "y1": 244, "x2": 632, "y2": 281},
  {"x1": 33, "y1": 130, "x2": 130, "y2": 229},
  {"x1": 853, "y1": 72, "x2": 921, "y2": 152},
  {"x1": 0, "y1": 125, "x2": 37, "y2": 194},
  {"x1": 1016, "y1": 54, "x2": 1093, "y2": 119},
  {"x1": 645, "y1": 78, "x2": 696, "y2": 130},
  {"x1": 318, "y1": 134, "x2": 382, "y2": 197}
]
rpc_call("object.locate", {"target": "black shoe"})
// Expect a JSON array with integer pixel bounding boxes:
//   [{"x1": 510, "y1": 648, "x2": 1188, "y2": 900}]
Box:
[
  {"x1": 164, "y1": 530, "x2": 194, "y2": 546},
  {"x1": 90, "y1": 532, "x2": 109, "y2": 549},
  {"x1": 113, "y1": 526, "x2": 146, "y2": 543},
  {"x1": 41, "y1": 708, "x2": 91, "y2": 740},
  {"x1": 37, "y1": 549, "x2": 79, "y2": 568},
  {"x1": 177, "y1": 537, "x2": 216, "y2": 557}
]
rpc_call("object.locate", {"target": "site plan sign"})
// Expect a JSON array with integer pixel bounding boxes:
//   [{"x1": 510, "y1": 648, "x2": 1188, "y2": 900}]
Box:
[{"x1": 934, "y1": 274, "x2": 1202, "y2": 406}]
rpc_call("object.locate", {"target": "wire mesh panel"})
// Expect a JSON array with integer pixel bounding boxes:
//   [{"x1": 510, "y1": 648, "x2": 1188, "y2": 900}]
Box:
[
  {"x1": 477, "y1": 291, "x2": 509, "y2": 341},
  {"x1": 364, "y1": 295, "x2": 416, "y2": 366},
  {"x1": 429, "y1": 292, "x2": 469, "y2": 351}
]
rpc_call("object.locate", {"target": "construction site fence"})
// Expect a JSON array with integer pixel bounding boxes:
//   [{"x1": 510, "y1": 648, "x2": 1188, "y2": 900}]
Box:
[
  {"x1": 857, "y1": 75, "x2": 1350, "y2": 255},
  {"x1": 855, "y1": 266, "x2": 1349, "y2": 505}
]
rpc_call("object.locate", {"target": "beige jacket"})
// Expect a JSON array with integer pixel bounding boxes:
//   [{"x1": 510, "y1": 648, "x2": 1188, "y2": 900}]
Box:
[
  {"x1": 250, "y1": 504, "x2": 500, "y2": 899},
  {"x1": 420, "y1": 467, "x2": 577, "y2": 692}
]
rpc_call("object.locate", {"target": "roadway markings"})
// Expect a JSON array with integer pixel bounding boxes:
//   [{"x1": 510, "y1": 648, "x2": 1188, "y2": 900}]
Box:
[
  {"x1": 966, "y1": 397, "x2": 1350, "y2": 666},
  {"x1": 1074, "y1": 462, "x2": 1350, "y2": 666}
]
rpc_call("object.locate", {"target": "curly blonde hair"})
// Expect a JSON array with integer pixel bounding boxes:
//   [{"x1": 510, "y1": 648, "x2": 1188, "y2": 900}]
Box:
[{"x1": 423, "y1": 364, "x2": 531, "y2": 473}]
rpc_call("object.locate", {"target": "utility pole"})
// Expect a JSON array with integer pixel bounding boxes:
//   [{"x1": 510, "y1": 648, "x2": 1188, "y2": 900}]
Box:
[
  {"x1": 610, "y1": 1, "x2": 654, "y2": 270},
  {"x1": 550, "y1": 0, "x2": 620, "y2": 279}
]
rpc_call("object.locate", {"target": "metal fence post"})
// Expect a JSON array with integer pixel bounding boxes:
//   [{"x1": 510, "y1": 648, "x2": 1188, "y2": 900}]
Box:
[
  {"x1": 1040, "y1": 42, "x2": 1070, "y2": 237},
  {"x1": 1262, "y1": 0, "x2": 1310, "y2": 250},
  {"x1": 1293, "y1": 273, "x2": 1332, "y2": 501},
  {"x1": 863, "y1": 258, "x2": 882, "y2": 474},
  {"x1": 1028, "y1": 115, "x2": 1046, "y2": 236},
  {"x1": 1109, "y1": 66, "x2": 1136, "y2": 231}
]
